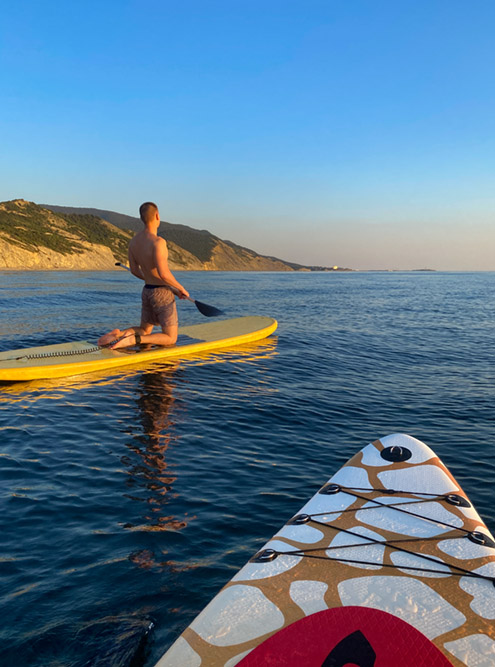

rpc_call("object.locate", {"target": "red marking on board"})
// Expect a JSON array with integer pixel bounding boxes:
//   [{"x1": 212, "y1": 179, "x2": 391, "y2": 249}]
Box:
[{"x1": 237, "y1": 606, "x2": 454, "y2": 666}]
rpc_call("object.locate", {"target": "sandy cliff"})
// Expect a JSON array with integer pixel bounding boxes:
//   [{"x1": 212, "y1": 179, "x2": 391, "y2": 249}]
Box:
[
  {"x1": 0, "y1": 235, "x2": 208, "y2": 271},
  {"x1": 0, "y1": 199, "x2": 317, "y2": 271},
  {"x1": 0, "y1": 238, "x2": 119, "y2": 270}
]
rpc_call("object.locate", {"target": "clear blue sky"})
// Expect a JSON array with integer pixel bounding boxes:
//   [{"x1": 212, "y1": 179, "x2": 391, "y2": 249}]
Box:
[{"x1": 1, "y1": 0, "x2": 494, "y2": 269}]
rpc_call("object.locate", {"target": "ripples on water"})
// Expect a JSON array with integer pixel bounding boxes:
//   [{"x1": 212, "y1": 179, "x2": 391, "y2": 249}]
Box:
[{"x1": 0, "y1": 270, "x2": 494, "y2": 666}]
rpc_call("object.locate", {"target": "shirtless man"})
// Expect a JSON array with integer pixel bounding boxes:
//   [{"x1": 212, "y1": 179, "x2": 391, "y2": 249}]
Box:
[{"x1": 98, "y1": 202, "x2": 190, "y2": 349}]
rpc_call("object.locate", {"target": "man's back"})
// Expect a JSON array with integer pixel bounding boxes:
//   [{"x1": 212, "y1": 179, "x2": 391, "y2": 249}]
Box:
[{"x1": 129, "y1": 229, "x2": 168, "y2": 285}]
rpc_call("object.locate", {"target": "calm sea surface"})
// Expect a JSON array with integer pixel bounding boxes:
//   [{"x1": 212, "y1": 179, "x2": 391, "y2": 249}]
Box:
[{"x1": 0, "y1": 270, "x2": 494, "y2": 666}]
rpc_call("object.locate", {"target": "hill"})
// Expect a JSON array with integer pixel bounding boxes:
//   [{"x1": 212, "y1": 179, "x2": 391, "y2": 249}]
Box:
[
  {"x1": 0, "y1": 200, "x2": 127, "y2": 270},
  {"x1": 0, "y1": 200, "x2": 206, "y2": 271},
  {"x1": 0, "y1": 199, "x2": 347, "y2": 271},
  {"x1": 45, "y1": 204, "x2": 302, "y2": 271}
]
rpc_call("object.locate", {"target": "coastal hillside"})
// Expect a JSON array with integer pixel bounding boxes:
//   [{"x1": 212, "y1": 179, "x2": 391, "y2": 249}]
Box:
[
  {"x1": 0, "y1": 199, "x2": 343, "y2": 271},
  {"x1": 0, "y1": 200, "x2": 130, "y2": 270},
  {"x1": 0, "y1": 200, "x2": 218, "y2": 271},
  {"x1": 45, "y1": 204, "x2": 301, "y2": 271}
]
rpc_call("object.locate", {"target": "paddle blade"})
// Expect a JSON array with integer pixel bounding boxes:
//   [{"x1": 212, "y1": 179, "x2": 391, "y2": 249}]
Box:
[{"x1": 194, "y1": 300, "x2": 224, "y2": 317}]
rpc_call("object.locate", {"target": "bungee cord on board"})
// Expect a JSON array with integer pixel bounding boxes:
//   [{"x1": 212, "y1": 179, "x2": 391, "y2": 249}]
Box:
[
  {"x1": 251, "y1": 484, "x2": 495, "y2": 584},
  {"x1": 9, "y1": 332, "x2": 140, "y2": 360}
]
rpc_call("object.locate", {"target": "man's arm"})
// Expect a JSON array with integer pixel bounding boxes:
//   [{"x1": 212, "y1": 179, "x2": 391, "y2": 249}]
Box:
[
  {"x1": 128, "y1": 246, "x2": 145, "y2": 280},
  {"x1": 154, "y1": 238, "x2": 190, "y2": 298}
]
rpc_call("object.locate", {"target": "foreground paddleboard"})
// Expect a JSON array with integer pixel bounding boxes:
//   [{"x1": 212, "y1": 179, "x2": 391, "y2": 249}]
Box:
[
  {"x1": 0, "y1": 316, "x2": 277, "y2": 381},
  {"x1": 156, "y1": 434, "x2": 495, "y2": 667}
]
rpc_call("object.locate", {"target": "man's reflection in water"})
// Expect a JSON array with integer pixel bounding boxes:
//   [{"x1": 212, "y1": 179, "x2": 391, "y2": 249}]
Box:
[
  {"x1": 122, "y1": 340, "x2": 278, "y2": 569},
  {"x1": 122, "y1": 362, "x2": 190, "y2": 535}
]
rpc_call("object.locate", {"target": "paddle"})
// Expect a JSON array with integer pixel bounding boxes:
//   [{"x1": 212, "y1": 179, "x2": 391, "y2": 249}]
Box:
[{"x1": 114, "y1": 262, "x2": 224, "y2": 317}]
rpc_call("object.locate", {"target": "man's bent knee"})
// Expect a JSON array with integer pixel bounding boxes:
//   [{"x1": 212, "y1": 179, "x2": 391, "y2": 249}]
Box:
[{"x1": 162, "y1": 326, "x2": 178, "y2": 345}]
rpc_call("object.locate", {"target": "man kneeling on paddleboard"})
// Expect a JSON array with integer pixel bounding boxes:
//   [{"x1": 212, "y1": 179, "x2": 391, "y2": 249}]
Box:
[{"x1": 98, "y1": 202, "x2": 190, "y2": 350}]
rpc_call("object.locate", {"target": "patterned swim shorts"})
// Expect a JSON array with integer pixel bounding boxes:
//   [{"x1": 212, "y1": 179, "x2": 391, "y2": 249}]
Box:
[{"x1": 141, "y1": 285, "x2": 178, "y2": 329}]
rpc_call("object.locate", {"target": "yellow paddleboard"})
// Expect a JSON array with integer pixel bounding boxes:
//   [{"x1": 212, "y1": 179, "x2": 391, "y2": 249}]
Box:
[{"x1": 0, "y1": 316, "x2": 277, "y2": 382}]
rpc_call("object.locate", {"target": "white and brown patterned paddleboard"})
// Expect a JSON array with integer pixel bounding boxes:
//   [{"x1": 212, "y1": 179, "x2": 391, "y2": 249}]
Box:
[{"x1": 155, "y1": 434, "x2": 495, "y2": 667}]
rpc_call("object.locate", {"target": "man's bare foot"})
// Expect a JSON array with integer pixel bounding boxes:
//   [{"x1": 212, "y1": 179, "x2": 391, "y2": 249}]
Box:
[
  {"x1": 98, "y1": 329, "x2": 123, "y2": 346},
  {"x1": 109, "y1": 333, "x2": 137, "y2": 350}
]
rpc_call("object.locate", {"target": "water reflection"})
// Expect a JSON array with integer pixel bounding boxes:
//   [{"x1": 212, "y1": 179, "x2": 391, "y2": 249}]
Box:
[
  {"x1": 121, "y1": 363, "x2": 188, "y2": 533},
  {"x1": 120, "y1": 337, "x2": 278, "y2": 538}
]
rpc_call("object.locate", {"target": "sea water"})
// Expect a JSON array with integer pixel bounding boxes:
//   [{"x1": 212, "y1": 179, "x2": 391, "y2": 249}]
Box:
[{"x1": 0, "y1": 270, "x2": 494, "y2": 666}]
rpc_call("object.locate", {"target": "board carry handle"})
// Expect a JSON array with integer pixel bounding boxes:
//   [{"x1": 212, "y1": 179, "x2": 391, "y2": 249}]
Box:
[{"x1": 114, "y1": 262, "x2": 224, "y2": 318}]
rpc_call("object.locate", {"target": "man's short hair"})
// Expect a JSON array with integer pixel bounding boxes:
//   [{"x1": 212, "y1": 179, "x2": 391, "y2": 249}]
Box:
[{"x1": 139, "y1": 202, "x2": 158, "y2": 224}]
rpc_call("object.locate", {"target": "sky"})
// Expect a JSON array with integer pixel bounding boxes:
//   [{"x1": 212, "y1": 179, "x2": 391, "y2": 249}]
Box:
[{"x1": 1, "y1": 0, "x2": 494, "y2": 270}]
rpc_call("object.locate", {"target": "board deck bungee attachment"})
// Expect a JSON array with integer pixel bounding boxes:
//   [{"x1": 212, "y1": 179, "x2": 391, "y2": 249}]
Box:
[{"x1": 155, "y1": 434, "x2": 495, "y2": 667}]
